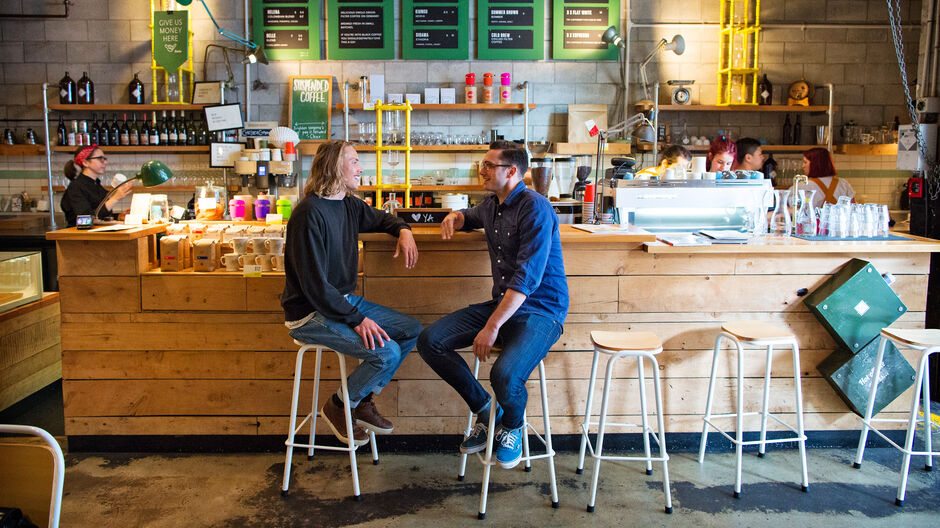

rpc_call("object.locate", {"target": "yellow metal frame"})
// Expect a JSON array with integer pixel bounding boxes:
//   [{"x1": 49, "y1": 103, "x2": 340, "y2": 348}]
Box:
[
  {"x1": 372, "y1": 101, "x2": 413, "y2": 208},
  {"x1": 718, "y1": 0, "x2": 761, "y2": 105},
  {"x1": 150, "y1": 0, "x2": 196, "y2": 104}
]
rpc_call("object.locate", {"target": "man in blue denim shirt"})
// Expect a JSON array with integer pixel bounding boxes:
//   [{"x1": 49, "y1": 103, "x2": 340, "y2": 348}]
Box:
[{"x1": 418, "y1": 141, "x2": 568, "y2": 469}]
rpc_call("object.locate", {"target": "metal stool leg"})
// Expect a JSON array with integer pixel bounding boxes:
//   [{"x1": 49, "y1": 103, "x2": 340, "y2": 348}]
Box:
[
  {"x1": 577, "y1": 348, "x2": 601, "y2": 474},
  {"x1": 308, "y1": 348, "x2": 322, "y2": 459},
  {"x1": 587, "y1": 354, "x2": 618, "y2": 512},
  {"x1": 650, "y1": 355, "x2": 673, "y2": 514},
  {"x1": 897, "y1": 352, "x2": 930, "y2": 506},
  {"x1": 733, "y1": 336, "x2": 745, "y2": 498},
  {"x1": 699, "y1": 334, "x2": 724, "y2": 463},
  {"x1": 855, "y1": 336, "x2": 888, "y2": 469},
  {"x1": 522, "y1": 410, "x2": 532, "y2": 472},
  {"x1": 458, "y1": 358, "x2": 482, "y2": 481},
  {"x1": 337, "y1": 354, "x2": 362, "y2": 501},
  {"x1": 539, "y1": 361, "x2": 559, "y2": 508},
  {"x1": 478, "y1": 388, "x2": 498, "y2": 520},
  {"x1": 791, "y1": 339, "x2": 808, "y2": 492},
  {"x1": 638, "y1": 355, "x2": 653, "y2": 475},
  {"x1": 758, "y1": 344, "x2": 773, "y2": 458},
  {"x1": 922, "y1": 360, "x2": 933, "y2": 471},
  {"x1": 281, "y1": 345, "x2": 309, "y2": 495}
]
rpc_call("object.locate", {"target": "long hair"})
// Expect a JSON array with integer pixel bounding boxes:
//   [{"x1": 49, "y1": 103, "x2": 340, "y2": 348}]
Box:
[
  {"x1": 803, "y1": 147, "x2": 837, "y2": 178},
  {"x1": 706, "y1": 135, "x2": 736, "y2": 168},
  {"x1": 304, "y1": 140, "x2": 355, "y2": 198}
]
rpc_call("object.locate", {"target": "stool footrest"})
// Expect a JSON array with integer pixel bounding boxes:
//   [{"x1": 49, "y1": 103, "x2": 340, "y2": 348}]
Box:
[
  {"x1": 286, "y1": 442, "x2": 359, "y2": 454},
  {"x1": 593, "y1": 453, "x2": 670, "y2": 463},
  {"x1": 860, "y1": 421, "x2": 940, "y2": 457}
]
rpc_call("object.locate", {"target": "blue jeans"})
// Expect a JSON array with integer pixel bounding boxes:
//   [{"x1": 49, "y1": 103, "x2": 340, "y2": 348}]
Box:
[
  {"x1": 417, "y1": 303, "x2": 563, "y2": 429},
  {"x1": 288, "y1": 294, "x2": 422, "y2": 407}
]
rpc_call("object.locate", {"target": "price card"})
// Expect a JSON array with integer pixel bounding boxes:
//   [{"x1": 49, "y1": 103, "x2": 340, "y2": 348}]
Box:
[{"x1": 243, "y1": 264, "x2": 262, "y2": 277}]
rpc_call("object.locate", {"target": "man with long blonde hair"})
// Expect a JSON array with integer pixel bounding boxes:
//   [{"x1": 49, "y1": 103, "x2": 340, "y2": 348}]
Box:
[{"x1": 282, "y1": 140, "x2": 422, "y2": 445}]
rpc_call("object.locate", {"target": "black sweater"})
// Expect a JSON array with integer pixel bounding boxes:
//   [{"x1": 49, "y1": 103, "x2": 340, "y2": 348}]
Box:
[
  {"x1": 60, "y1": 174, "x2": 111, "y2": 227},
  {"x1": 281, "y1": 194, "x2": 411, "y2": 326}
]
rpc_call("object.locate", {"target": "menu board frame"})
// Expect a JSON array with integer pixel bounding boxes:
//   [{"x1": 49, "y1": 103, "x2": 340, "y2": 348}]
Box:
[
  {"x1": 477, "y1": 0, "x2": 545, "y2": 60},
  {"x1": 251, "y1": 0, "x2": 320, "y2": 61},
  {"x1": 288, "y1": 76, "x2": 333, "y2": 141},
  {"x1": 552, "y1": 0, "x2": 620, "y2": 61},
  {"x1": 326, "y1": 0, "x2": 394, "y2": 60},
  {"x1": 402, "y1": 0, "x2": 468, "y2": 60}
]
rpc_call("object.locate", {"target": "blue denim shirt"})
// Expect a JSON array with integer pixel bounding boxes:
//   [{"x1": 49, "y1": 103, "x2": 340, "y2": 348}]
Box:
[{"x1": 460, "y1": 181, "x2": 569, "y2": 326}]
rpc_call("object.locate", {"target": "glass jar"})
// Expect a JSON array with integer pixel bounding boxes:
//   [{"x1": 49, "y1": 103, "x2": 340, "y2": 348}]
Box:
[
  {"x1": 553, "y1": 157, "x2": 576, "y2": 198},
  {"x1": 529, "y1": 158, "x2": 553, "y2": 196}
]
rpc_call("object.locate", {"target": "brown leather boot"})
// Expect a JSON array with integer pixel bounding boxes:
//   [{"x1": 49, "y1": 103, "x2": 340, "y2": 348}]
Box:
[
  {"x1": 354, "y1": 400, "x2": 394, "y2": 434},
  {"x1": 321, "y1": 399, "x2": 369, "y2": 446}
]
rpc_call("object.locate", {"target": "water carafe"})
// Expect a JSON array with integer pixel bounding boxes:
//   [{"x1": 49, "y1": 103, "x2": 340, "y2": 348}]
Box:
[
  {"x1": 795, "y1": 189, "x2": 817, "y2": 235},
  {"x1": 770, "y1": 189, "x2": 791, "y2": 236}
]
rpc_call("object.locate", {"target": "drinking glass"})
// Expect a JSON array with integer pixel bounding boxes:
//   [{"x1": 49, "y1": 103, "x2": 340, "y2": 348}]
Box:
[
  {"x1": 386, "y1": 150, "x2": 401, "y2": 184},
  {"x1": 863, "y1": 203, "x2": 877, "y2": 237},
  {"x1": 877, "y1": 204, "x2": 891, "y2": 237}
]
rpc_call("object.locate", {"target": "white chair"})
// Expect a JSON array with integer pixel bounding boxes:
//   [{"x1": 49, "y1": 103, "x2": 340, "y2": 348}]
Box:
[
  {"x1": 698, "y1": 321, "x2": 809, "y2": 497},
  {"x1": 576, "y1": 331, "x2": 672, "y2": 514},
  {"x1": 456, "y1": 355, "x2": 558, "y2": 520},
  {"x1": 853, "y1": 328, "x2": 940, "y2": 506},
  {"x1": 281, "y1": 341, "x2": 378, "y2": 500},
  {"x1": 0, "y1": 424, "x2": 65, "y2": 528}
]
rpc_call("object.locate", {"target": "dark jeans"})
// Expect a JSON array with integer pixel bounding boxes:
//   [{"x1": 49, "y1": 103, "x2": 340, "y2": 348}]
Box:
[
  {"x1": 417, "y1": 303, "x2": 563, "y2": 429},
  {"x1": 288, "y1": 294, "x2": 422, "y2": 407}
]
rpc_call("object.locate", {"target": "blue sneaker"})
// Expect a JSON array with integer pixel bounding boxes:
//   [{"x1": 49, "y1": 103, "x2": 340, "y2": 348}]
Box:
[
  {"x1": 459, "y1": 403, "x2": 503, "y2": 454},
  {"x1": 496, "y1": 425, "x2": 524, "y2": 469}
]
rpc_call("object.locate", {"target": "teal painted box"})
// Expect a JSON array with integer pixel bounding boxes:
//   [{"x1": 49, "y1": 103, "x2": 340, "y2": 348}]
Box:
[
  {"x1": 803, "y1": 259, "x2": 907, "y2": 353},
  {"x1": 817, "y1": 336, "x2": 915, "y2": 417}
]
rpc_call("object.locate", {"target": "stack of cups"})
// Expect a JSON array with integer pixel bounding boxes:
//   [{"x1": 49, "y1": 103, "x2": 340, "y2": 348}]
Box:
[
  {"x1": 582, "y1": 183, "x2": 595, "y2": 223},
  {"x1": 284, "y1": 142, "x2": 297, "y2": 162},
  {"x1": 691, "y1": 156, "x2": 707, "y2": 179}
]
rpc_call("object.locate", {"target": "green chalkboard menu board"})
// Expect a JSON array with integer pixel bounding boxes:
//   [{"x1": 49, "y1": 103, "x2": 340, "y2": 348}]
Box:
[
  {"x1": 552, "y1": 0, "x2": 619, "y2": 60},
  {"x1": 252, "y1": 0, "x2": 320, "y2": 61},
  {"x1": 402, "y1": 0, "x2": 468, "y2": 60},
  {"x1": 326, "y1": 0, "x2": 394, "y2": 60},
  {"x1": 288, "y1": 76, "x2": 332, "y2": 141},
  {"x1": 477, "y1": 0, "x2": 544, "y2": 60}
]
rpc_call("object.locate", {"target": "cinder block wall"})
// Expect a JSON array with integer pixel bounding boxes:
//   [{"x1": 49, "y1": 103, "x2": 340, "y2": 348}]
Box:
[{"x1": 0, "y1": 0, "x2": 923, "y2": 209}]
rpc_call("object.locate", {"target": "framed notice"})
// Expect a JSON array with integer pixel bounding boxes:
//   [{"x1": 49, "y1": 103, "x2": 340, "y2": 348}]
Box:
[
  {"x1": 192, "y1": 81, "x2": 224, "y2": 104},
  {"x1": 288, "y1": 76, "x2": 332, "y2": 141},
  {"x1": 252, "y1": 0, "x2": 320, "y2": 61},
  {"x1": 203, "y1": 103, "x2": 244, "y2": 132},
  {"x1": 209, "y1": 142, "x2": 246, "y2": 168},
  {"x1": 552, "y1": 0, "x2": 620, "y2": 60},
  {"x1": 327, "y1": 0, "x2": 394, "y2": 60},
  {"x1": 402, "y1": 0, "x2": 468, "y2": 60},
  {"x1": 477, "y1": 0, "x2": 544, "y2": 60}
]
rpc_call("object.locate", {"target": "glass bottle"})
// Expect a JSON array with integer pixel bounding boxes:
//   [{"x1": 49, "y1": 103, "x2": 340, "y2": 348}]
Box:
[
  {"x1": 770, "y1": 189, "x2": 792, "y2": 236},
  {"x1": 168, "y1": 110, "x2": 178, "y2": 146},
  {"x1": 58, "y1": 72, "x2": 76, "y2": 104},
  {"x1": 382, "y1": 192, "x2": 399, "y2": 214},
  {"x1": 128, "y1": 72, "x2": 144, "y2": 104},
  {"x1": 758, "y1": 74, "x2": 773, "y2": 105},
  {"x1": 158, "y1": 111, "x2": 168, "y2": 145},
  {"x1": 77, "y1": 71, "x2": 94, "y2": 104},
  {"x1": 108, "y1": 114, "x2": 120, "y2": 146},
  {"x1": 795, "y1": 189, "x2": 818, "y2": 236},
  {"x1": 129, "y1": 114, "x2": 140, "y2": 146},
  {"x1": 793, "y1": 115, "x2": 803, "y2": 145},
  {"x1": 150, "y1": 112, "x2": 160, "y2": 146},
  {"x1": 782, "y1": 114, "x2": 792, "y2": 145},
  {"x1": 139, "y1": 113, "x2": 150, "y2": 146},
  {"x1": 119, "y1": 113, "x2": 130, "y2": 146},
  {"x1": 56, "y1": 116, "x2": 67, "y2": 146},
  {"x1": 177, "y1": 111, "x2": 187, "y2": 145}
]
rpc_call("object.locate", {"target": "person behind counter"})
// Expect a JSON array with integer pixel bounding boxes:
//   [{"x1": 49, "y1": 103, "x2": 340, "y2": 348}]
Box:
[
  {"x1": 280, "y1": 140, "x2": 422, "y2": 446},
  {"x1": 418, "y1": 140, "x2": 568, "y2": 469},
  {"x1": 734, "y1": 137, "x2": 764, "y2": 171},
  {"x1": 706, "y1": 135, "x2": 737, "y2": 172},
  {"x1": 60, "y1": 144, "x2": 131, "y2": 227},
  {"x1": 634, "y1": 145, "x2": 691, "y2": 179},
  {"x1": 803, "y1": 147, "x2": 855, "y2": 208}
]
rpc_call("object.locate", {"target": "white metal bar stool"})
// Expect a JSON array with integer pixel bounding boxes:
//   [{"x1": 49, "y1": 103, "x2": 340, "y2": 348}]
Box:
[
  {"x1": 853, "y1": 328, "x2": 940, "y2": 506},
  {"x1": 576, "y1": 331, "x2": 672, "y2": 514},
  {"x1": 698, "y1": 321, "x2": 809, "y2": 498},
  {"x1": 281, "y1": 340, "x2": 378, "y2": 501},
  {"x1": 455, "y1": 355, "x2": 558, "y2": 520}
]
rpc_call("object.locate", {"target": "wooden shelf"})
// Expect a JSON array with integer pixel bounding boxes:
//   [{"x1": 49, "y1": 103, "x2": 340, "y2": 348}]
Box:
[
  {"x1": 834, "y1": 143, "x2": 898, "y2": 156},
  {"x1": 297, "y1": 142, "x2": 492, "y2": 155},
  {"x1": 0, "y1": 144, "x2": 44, "y2": 156},
  {"x1": 642, "y1": 144, "x2": 822, "y2": 153},
  {"x1": 336, "y1": 103, "x2": 535, "y2": 111},
  {"x1": 50, "y1": 145, "x2": 209, "y2": 153},
  {"x1": 355, "y1": 185, "x2": 484, "y2": 192},
  {"x1": 554, "y1": 142, "x2": 632, "y2": 155},
  {"x1": 48, "y1": 104, "x2": 207, "y2": 112},
  {"x1": 658, "y1": 104, "x2": 832, "y2": 112},
  {"x1": 44, "y1": 185, "x2": 241, "y2": 192}
]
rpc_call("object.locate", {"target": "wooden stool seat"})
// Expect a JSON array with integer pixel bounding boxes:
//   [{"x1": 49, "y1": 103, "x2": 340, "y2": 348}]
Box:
[
  {"x1": 881, "y1": 328, "x2": 940, "y2": 348},
  {"x1": 591, "y1": 331, "x2": 662, "y2": 351},
  {"x1": 721, "y1": 321, "x2": 793, "y2": 342}
]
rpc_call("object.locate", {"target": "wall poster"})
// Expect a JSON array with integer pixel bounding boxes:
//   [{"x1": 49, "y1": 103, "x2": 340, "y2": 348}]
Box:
[
  {"x1": 326, "y1": 0, "x2": 394, "y2": 60},
  {"x1": 551, "y1": 0, "x2": 619, "y2": 60},
  {"x1": 402, "y1": 0, "x2": 468, "y2": 60},
  {"x1": 288, "y1": 76, "x2": 333, "y2": 141},
  {"x1": 477, "y1": 0, "x2": 545, "y2": 60}
]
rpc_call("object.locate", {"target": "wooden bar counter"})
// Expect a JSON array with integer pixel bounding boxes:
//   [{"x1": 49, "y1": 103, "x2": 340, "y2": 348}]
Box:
[{"x1": 48, "y1": 224, "x2": 939, "y2": 443}]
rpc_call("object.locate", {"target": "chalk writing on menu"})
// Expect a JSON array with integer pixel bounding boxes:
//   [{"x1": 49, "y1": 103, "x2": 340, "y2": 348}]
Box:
[
  {"x1": 552, "y1": 0, "x2": 619, "y2": 60},
  {"x1": 328, "y1": 0, "x2": 394, "y2": 59},
  {"x1": 477, "y1": 0, "x2": 544, "y2": 60},
  {"x1": 289, "y1": 76, "x2": 332, "y2": 141},
  {"x1": 402, "y1": 0, "x2": 468, "y2": 60},
  {"x1": 252, "y1": 0, "x2": 320, "y2": 61}
]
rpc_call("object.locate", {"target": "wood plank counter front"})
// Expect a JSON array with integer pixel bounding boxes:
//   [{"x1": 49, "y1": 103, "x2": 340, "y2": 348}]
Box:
[{"x1": 49, "y1": 224, "x2": 939, "y2": 441}]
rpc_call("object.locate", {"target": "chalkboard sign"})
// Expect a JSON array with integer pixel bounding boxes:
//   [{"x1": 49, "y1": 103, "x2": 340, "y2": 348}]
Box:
[
  {"x1": 402, "y1": 0, "x2": 468, "y2": 60},
  {"x1": 288, "y1": 76, "x2": 332, "y2": 141},
  {"x1": 252, "y1": 0, "x2": 320, "y2": 61},
  {"x1": 327, "y1": 0, "x2": 394, "y2": 60},
  {"x1": 552, "y1": 0, "x2": 619, "y2": 60},
  {"x1": 477, "y1": 0, "x2": 544, "y2": 60},
  {"x1": 395, "y1": 208, "x2": 452, "y2": 225}
]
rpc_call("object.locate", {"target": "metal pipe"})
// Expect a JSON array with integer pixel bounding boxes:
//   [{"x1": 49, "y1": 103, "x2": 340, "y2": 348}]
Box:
[
  {"x1": 929, "y1": 0, "x2": 939, "y2": 97},
  {"x1": 629, "y1": 22, "x2": 915, "y2": 30},
  {"x1": 653, "y1": 82, "x2": 659, "y2": 163},
  {"x1": 622, "y1": 2, "x2": 631, "y2": 124},
  {"x1": 0, "y1": 0, "x2": 71, "y2": 19},
  {"x1": 344, "y1": 81, "x2": 350, "y2": 140},
  {"x1": 827, "y1": 83, "x2": 834, "y2": 152},
  {"x1": 243, "y1": 0, "x2": 251, "y2": 122},
  {"x1": 518, "y1": 81, "x2": 530, "y2": 154},
  {"x1": 41, "y1": 83, "x2": 56, "y2": 230}
]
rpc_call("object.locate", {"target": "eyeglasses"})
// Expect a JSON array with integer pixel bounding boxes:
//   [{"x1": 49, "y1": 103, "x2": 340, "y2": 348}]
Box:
[
  {"x1": 480, "y1": 161, "x2": 511, "y2": 171},
  {"x1": 87, "y1": 156, "x2": 108, "y2": 162}
]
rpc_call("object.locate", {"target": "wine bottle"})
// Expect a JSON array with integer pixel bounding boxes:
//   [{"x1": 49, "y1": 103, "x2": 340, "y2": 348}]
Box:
[
  {"x1": 187, "y1": 113, "x2": 197, "y2": 146},
  {"x1": 159, "y1": 111, "x2": 169, "y2": 145},
  {"x1": 120, "y1": 113, "x2": 130, "y2": 146},
  {"x1": 758, "y1": 74, "x2": 773, "y2": 105},
  {"x1": 150, "y1": 111, "x2": 160, "y2": 146},
  {"x1": 130, "y1": 114, "x2": 140, "y2": 146},
  {"x1": 168, "y1": 110, "x2": 178, "y2": 146},
  {"x1": 782, "y1": 113, "x2": 793, "y2": 145},
  {"x1": 90, "y1": 114, "x2": 100, "y2": 145},
  {"x1": 98, "y1": 114, "x2": 109, "y2": 146},
  {"x1": 177, "y1": 111, "x2": 187, "y2": 145},
  {"x1": 77, "y1": 71, "x2": 94, "y2": 104},
  {"x1": 128, "y1": 72, "x2": 144, "y2": 104},
  {"x1": 139, "y1": 113, "x2": 150, "y2": 146},
  {"x1": 109, "y1": 114, "x2": 120, "y2": 146},
  {"x1": 197, "y1": 115, "x2": 208, "y2": 146},
  {"x1": 56, "y1": 116, "x2": 67, "y2": 146},
  {"x1": 793, "y1": 115, "x2": 802, "y2": 146},
  {"x1": 58, "y1": 72, "x2": 76, "y2": 104}
]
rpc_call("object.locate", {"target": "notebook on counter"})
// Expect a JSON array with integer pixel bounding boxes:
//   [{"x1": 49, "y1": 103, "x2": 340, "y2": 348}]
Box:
[{"x1": 697, "y1": 230, "x2": 752, "y2": 243}]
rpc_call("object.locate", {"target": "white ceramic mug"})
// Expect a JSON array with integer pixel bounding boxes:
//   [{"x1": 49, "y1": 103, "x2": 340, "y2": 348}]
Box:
[
  {"x1": 704, "y1": 172, "x2": 717, "y2": 180},
  {"x1": 271, "y1": 254, "x2": 283, "y2": 271},
  {"x1": 248, "y1": 237, "x2": 267, "y2": 254},
  {"x1": 231, "y1": 237, "x2": 249, "y2": 254},
  {"x1": 221, "y1": 253, "x2": 241, "y2": 271},
  {"x1": 264, "y1": 238, "x2": 285, "y2": 254},
  {"x1": 255, "y1": 254, "x2": 275, "y2": 272},
  {"x1": 237, "y1": 254, "x2": 253, "y2": 269}
]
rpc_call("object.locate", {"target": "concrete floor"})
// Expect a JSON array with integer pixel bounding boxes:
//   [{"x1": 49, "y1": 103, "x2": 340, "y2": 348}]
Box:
[{"x1": 60, "y1": 442, "x2": 940, "y2": 527}]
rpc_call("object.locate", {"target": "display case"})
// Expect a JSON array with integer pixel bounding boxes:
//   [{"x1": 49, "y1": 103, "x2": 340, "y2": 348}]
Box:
[{"x1": 0, "y1": 251, "x2": 43, "y2": 313}]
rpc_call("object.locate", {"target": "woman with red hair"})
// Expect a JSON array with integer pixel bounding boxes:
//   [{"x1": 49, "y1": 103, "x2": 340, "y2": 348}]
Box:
[
  {"x1": 706, "y1": 135, "x2": 736, "y2": 173},
  {"x1": 802, "y1": 147, "x2": 854, "y2": 208}
]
